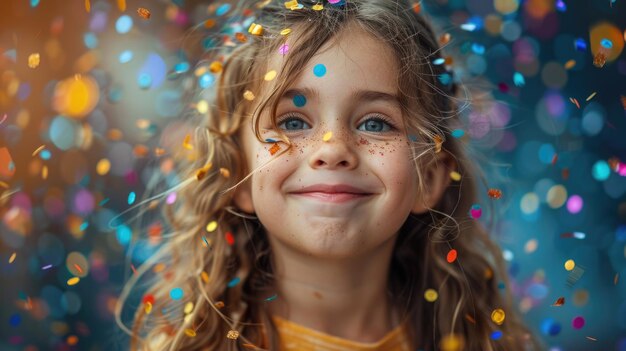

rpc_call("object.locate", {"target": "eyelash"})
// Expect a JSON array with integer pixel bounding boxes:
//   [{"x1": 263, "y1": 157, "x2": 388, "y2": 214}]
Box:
[{"x1": 275, "y1": 113, "x2": 397, "y2": 133}]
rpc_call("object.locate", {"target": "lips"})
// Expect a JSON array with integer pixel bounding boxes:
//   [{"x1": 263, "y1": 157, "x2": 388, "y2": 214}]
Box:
[{"x1": 288, "y1": 184, "x2": 374, "y2": 203}]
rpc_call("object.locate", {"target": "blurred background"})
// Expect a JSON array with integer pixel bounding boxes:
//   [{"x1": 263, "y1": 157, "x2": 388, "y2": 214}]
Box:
[{"x1": 0, "y1": 0, "x2": 625, "y2": 350}]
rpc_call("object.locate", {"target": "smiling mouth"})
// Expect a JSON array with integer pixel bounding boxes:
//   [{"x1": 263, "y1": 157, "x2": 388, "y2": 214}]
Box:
[{"x1": 290, "y1": 192, "x2": 374, "y2": 203}]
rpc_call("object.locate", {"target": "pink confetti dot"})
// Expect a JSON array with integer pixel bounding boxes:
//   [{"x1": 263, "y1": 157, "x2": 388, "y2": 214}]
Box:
[{"x1": 572, "y1": 316, "x2": 585, "y2": 329}]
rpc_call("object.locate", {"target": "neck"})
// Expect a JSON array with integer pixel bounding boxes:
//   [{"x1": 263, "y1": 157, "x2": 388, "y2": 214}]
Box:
[{"x1": 266, "y1": 235, "x2": 400, "y2": 343}]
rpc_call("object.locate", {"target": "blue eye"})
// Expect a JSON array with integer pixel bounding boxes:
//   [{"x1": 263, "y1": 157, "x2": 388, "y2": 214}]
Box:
[{"x1": 276, "y1": 114, "x2": 396, "y2": 133}]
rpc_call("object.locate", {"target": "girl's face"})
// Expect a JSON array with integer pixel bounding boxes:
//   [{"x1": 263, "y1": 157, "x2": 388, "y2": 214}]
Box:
[{"x1": 235, "y1": 27, "x2": 431, "y2": 258}]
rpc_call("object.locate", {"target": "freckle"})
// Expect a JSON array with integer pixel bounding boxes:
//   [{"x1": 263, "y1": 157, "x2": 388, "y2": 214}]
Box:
[{"x1": 313, "y1": 291, "x2": 323, "y2": 299}]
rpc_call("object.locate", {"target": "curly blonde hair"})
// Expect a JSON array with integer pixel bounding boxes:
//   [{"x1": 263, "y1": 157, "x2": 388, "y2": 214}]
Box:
[{"x1": 115, "y1": 1, "x2": 543, "y2": 350}]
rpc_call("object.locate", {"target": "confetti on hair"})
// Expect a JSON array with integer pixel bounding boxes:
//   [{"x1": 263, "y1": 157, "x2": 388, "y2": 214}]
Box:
[
  {"x1": 210, "y1": 61, "x2": 223, "y2": 73},
  {"x1": 184, "y1": 302, "x2": 194, "y2": 314},
  {"x1": 214, "y1": 301, "x2": 225, "y2": 309},
  {"x1": 439, "y1": 33, "x2": 451, "y2": 45},
  {"x1": 247, "y1": 23, "x2": 263, "y2": 36},
  {"x1": 196, "y1": 162, "x2": 213, "y2": 181},
  {"x1": 264, "y1": 70, "x2": 277, "y2": 81},
  {"x1": 85, "y1": 0, "x2": 91, "y2": 13},
  {"x1": 185, "y1": 329, "x2": 197, "y2": 337},
  {"x1": 424, "y1": 289, "x2": 438, "y2": 302},
  {"x1": 322, "y1": 131, "x2": 333, "y2": 142},
  {"x1": 440, "y1": 333, "x2": 463, "y2": 351},
  {"x1": 491, "y1": 308, "x2": 505, "y2": 325},
  {"x1": 219, "y1": 167, "x2": 230, "y2": 178},
  {"x1": 269, "y1": 143, "x2": 281, "y2": 155},
  {"x1": 469, "y1": 204, "x2": 482, "y2": 219},
  {"x1": 183, "y1": 134, "x2": 193, "y2": 150},
  {"x1": 226, "y1": 330, "x2": 240, "y2": 339},
  {"x1": 449, "y1": 171, "x2": 461, "y2": 181},
  {"x1": 227, "y1": 277, "x2": 241, "y2": 288},
  {"x1": 412, "y1": 2, "x2": 421, "y2": 13},
  {"x1": 433, "y1": 134, "x2": 443, "y2": 153},
  {"x1": 585, "y1": 92, "x2": 597, "y2": 101},
  {"x1": 67, "y1": 277, "x2": 80, "y2": 286},
  {"x1": 28, "y1": 53, "x2": 40, "y2": 68},
  {"x1": 265, "y1": 294, "x2": 278, "y2": 301},
  {"x1": 490, "y1": 331, "x2": 503, "y2": 340},
  {"x1": 243, "y1": 90, "x2": 256, "y2": 101},
  {"x1": 137, "y1": 7, "x2": 150, "y2": 19},
  {"x1": 280, "y1": 28, "x2": 292, "y2": 35},
  {"x1": 130, "y1": 264, "x2": 137, "y2": 274},
  {"x1": 127, "y1": 191, "x2": 136, "y2": 205},
  {"x1": 9, "y1": 252, "x2": 16, "y2": 264},
  {"x1": 206, "y1": 221, "x2": 218, "y2": 233},
  {"x1": 225, "y1": 231, "x2": 235, "y2": 246},
  {"x1": 569, "y1": 97, "x2": 580, "y2": 109},
  {"x1": 202, "y1": 236, "x2": 211, "y2": 248},
  {"x1": 170, "y1": 287, "x2": 184, "y2": 300},
  {"x1": 144, "y1": 301, "x2": 153, "y2": 314},
  {"x1": 446, "y1": 249, "x2": 457, "y2": 263},
  {"x1": 465, "y1": 314, "x2": 476, "y2": 324},
  {"x1": 235, "y1": 32, "x2": 247, "y2": 43},
  {"x1": 201, "y1": 271, "x2": 210, "y2": 283},
  {"x1": 487, "y1": 188, "x2": 502, "y2": 199}
]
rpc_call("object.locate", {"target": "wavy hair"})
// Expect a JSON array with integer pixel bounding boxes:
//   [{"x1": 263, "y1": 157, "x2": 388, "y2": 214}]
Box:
[{"x1": 115, "y1": 1, "x2": 543, "y2": 350}]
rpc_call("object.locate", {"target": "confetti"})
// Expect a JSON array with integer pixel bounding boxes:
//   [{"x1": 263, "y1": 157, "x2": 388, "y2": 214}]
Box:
[
  {"x1": 202, "y1": 236, "x2": 211, "y2": 248},
  {"x1": 269, "y1": 143, "x2": 281, "y2": 155},
  {"x1": 490, "y1": 330, "x2": 503, "y2": 340},
  {"x1": 487, "y1": 188, "x2": 502, "y2": 199},
  {"x1": 184, "y1": 302, "x2": 194, "y2": 314},
  {"x1": 440, "y1": 333, "x2": 463, "y2": 351},
  {"x1": 564, "y1": 259, "x2": 575, "y2": 271},
  {"x1": 170, "y1": 287, "x2": 184, "y2": 300},
  {"x1": 0, "y1": 113, "x2": 6, "y2": 125},
  {"x1": 465, "y1": 314, "x2": 476, "y2": 324},
  {"x1": 42, "y1": 264, "x2": 53, "y2": 270},
  {"x1": 585, "y1": 92, "x2": 597, "y2": 101},
  {"x1": 127, "y1": 191, "x2": 136, "y2": 205},
  {"x1": 137, "y1": 8, "x2": 151, "y2": 19},
  {"x1": 206, "y1": 221, "x2": 218, "y2": 232},
  {"x1": 226, "y1": 330, "x2": 240, "y2": 340},
  {"x1": 424, "y1": 289, "x2": 438, "y2": 302},
  {"x1": 572, "y1": 316, "x2": 585, "y2": 329},
  {"x1": 144, "y1": 301, "x2": 152, "y2": 314},
  {"x1": 446, "y1": 249, "x2": 457, "y2": 263},
  {"x1": 569, "y1": 97, "x2": 580, "y2": 109},
  {"x1": 201, "y1": 271, "x2": 210, "y2": 283},
  {"x1": 227, "y1": 277, "x2": 241, "y2": 288},
  {"x1": 313, "y1": 64, "x2": 327, "y2": 77},
  {"x1": 183, "y1": 134, "x2": 193, "y2": 150},
  {"x1": 552, "y1": 297, "x2": 565, "y2": 306},
  {"x1": 593, "y1": 52, "x2": 607, "y2": 68},
  {"x1": 184, "y1": 329, "x2": 197, "y2": 337},
  {"x1": 564, "y1": 59, "x2": 576, "y2": 69},
  {"x1": 209, "y1": 61, "x2": 223, "y2": 73},
  {"x1": 449, "y1": 171, "x2": 461, "y2": 181},
  {"x1": 235, "y1": 32, "x2": 247, "y2": 43},
  {"x1": 247, "y1": 23, "x2": 263, "y2": 36},
  {"x1": 243, "y1": 90, "x2": 255, "y2": 101},
  {"x1": 9, "y1": 252, "x2": 16, "y2": 263},
  {"x1": 67, "y1": 277, "x2": 80, "y2": 286},
  {"x1": 265, "y1": 294, "x2": 278, "y2": 301},
  {"x1": 85, "y1": 0, "x2": 91, "y2": 13},
  {"x1": 433, "y1": 134, "x2": 443, "y2": 153},
  {"x1": 264, "y1": 70, "x2": 277, "y2": 81},
  {"x1": 196, "y1": 163, "x2": 213, "y2": 181},
  {"x1": 225, "y1": 231, "x2": 235, "y2": 245},
  {"x1": 322, "y1": 131, "x2": 333, "y2": 142},
  {"x1": 586, "y1": 336, "x2": 597, "y2": 341},
  {"x1": 32, "y1": 145, "x2": 46, "y2": 157},
  {"x1": 468, "y1": 204, "x2": 482, "y2": 219},
  {"x1": 117, "y1": 0, "x2": 126, "y2": 11},
  {"x1": 491, "y1": 308, "x2": 505, "y2": 325},
  {"x1": 214, "y1": 301, "x2": 225, "y2": 309},
  {"x1": 28, "y1": 53, "x2": 40, "y2": 68},
  {"x1": 67, "y1": 335, "x2": 79, "y2": 346}
]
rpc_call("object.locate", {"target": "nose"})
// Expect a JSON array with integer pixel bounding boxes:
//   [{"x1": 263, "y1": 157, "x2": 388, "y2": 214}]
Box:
[{"x1": 308, "y1": 131, "x2": 358, "y2": 170}]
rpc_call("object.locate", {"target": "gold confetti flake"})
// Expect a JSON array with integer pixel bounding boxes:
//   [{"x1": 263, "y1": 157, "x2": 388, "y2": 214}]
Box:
[
  {"x1": 85, "y1": 0, "x2": 91, "y2": 12},
  {"x1": 312, "y1": 3, "x2": 324, "y2": 10},
  {"x1": 185, "y1": 329, "x2": 197, "y2": 337},
  {"x1": 243, "y1": 90, "x2": 255, "y2": 101},
  {"x1": 117, "y1": 0, "x2": 126, "y2": 11},
  {"x1": 280, "y1": 28, "x2": 292, "y2": 35},
  {"x1": 137, "y1": 7, "x2": 151, "y2": 19},
  {"x1": 145, "y1": 301, "x2": 153, "y2": 314},
  {"x1": 449, "y1": 171, "x2": 461, "y2": 181},
  {"x1": 621, "y1": 96, "x2": 626, "y2": 110},
  {"x1": 284, "y1": 0, "x2": 299, "y2": 9},
  {"x1": 209, "y1": 61, "x2": 223, "y2": 73},
  {"x1": 28, "y1": 53, "x2": 40, "y2": 68},
  {"x1": 433, "y1": 134, "x2": 443, "y2": 153},
  {"x1": 264, "y1": 70, "x2": 277, "y2": 81},
  {"x1": 585, "y1": 92, "x2": 597, "y2": 101},
  {"x1": 32, "y1": 145, "x2": 46, "y2": 157},
  {"x1": 491, "y1": 308, "x2": 505, "y2": 325},
  {"x1": 219, "y1": 168, "x2": 230, "y2": 178},
  {"x1": 564, "y1": 259, "x2": 575, "y2": 271},
  {"x1": 440, "y1": 333, "x2": 463, "y2": 351},
  {"x1": 184, "y1": 302, "x2": 194, "y2": 314},
  {"x1": 67, "y1": 277, "x2": 80, "y2": 286},
  {"x1": 9, "y1": 252, "x2": 16, "y2": 264},
  {"x1": 424, "y1": 289, "x2": 438, "y2": 302},
  {"x1": 564, "y1": 60, "x2": 576, "y2": 70},
  {"x1": 42, "y1": 165, "x2": 48, "y2": 179},
  {"x1": 552, "y1": 297, "x2": 565, "y2": 306},
  {"x1": 247, "y1": 23, "x2": 263, "y2": 36},
  {"x1": 322, "y1": 131, "x2": 332, "y2": 142},
  {"x1": 196, "y1": 162, "x2": 212, "y2": 181},
  {"x1": 201, "y1": 271, "x2": 210, "y2": 283},
  {"x1": 226, "y1": 330, "x2": 240, "y2": 340},
  {"x1": 206, "y1": 220, "x2": 218, "y2": 232},
  {"x1": 183, "y1": 134, "x2": 193, "y2": 150},
  {"x1": 214, "y1": 301, "x2": 225, "y2": 309}
]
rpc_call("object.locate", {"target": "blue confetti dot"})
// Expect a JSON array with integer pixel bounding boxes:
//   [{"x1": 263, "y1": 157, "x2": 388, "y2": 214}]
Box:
[
  {"x1": 592, "y1": 160, "x2": 610, "y2": 181},
  {"x1": 451, "y1": 129, "x2": 465, "y2": 138},
  {"x1": 471, "y1": 43, "x2": 485, "y2": 55},
  {"x1": 40, "y1": 149, "x2": 51, "y2": 160},
  {"x1": 432, "y1": 58, "x2": 445, "y2": 65},
  {"x1": 84, "y1": 32, "x2": 98, "y2": 49},
  {"x1": 513, "y1": 72, "x2": 525, "y2": 87},
  {"x1": 138, "y1": 73, "x2": 152, "y2": 89},
  {"x1": 170, "y1": 287, "x2": 184, "y2": 300},
  {"x1": 128, "y1": 192, "x2": 136, "y2": 205},
  {"x1": 600, "y1": 38, "x2": 613, "y2": 49},
  {"x1": 30, "y1": 0, "x2": 40, "y2": 7},
  {"x1": 313, "y1": 64, "x2": 326, "y2": 77},
  {"x1": 227, "y1": 277, "x2": 241, "y2": 288},
  {"x1": 490, "y1": 330, "x2": 503, "y2": 340},
  {"x1": 116, "y1": 225, "x2": 132, "y2": 246},
  {"x1": 293, "y1": 94, "x2": 307, "y2": 107},
  {"x1": 541, "y1": 318, "x2": 561, "y2": 336},
  {"x1": 574, "y1": 38, "x2": 587, "y2": 52},
  {"x1": 9, "y1": 313, "x2": 21, "y2": 327},
  {"x1": 80, "y1": 222, "x2": 89, "y2": 231},
  {"x1": 119, "y1": 50, "x2": 133, "y2": 64},
  {"x1": 438, "y1": 73, "x2": 452, "y2": 85},
  {"x1": 199, "y1": 73, "x2": 215, "y2": 89},
  {"x1": 216, "y1": 3, "x2": 231, "y2": 16},
  {"x1": 173, "y1": 62, "x2": 190, "y2": 73},
  {"x1": 116, "y1": 15, "x2": 133, "y2": 34}
]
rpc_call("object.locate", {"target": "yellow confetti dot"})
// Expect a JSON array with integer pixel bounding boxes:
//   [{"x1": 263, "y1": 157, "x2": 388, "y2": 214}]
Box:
[
  {"x1": 322, "y1": 131, "x2": 333, "y2": 142},
  {"x1": 183, "y1": 134, "x2": 193, "y2": 150},
  {"x1": 67, "y1": 277, "x2": 80, "y2": 286},
  {"x1": 96, "y1": 159, "x2": 111, "y2": 175},
  {"x1": 586, "y1": 92, "x2": 597, "y2": 101},
  {"x1": 144, "y1": 301, "x2": 152, "y2": 314},
  {"x1": 264, "y1": 70, "x2": 277, "y2": 81},
  {"x1": 424, "y1": 289, "x2": 438, "y2": 302},
  {"x1": 219, "y1": 168, "x2": 230, "y2": 178},
  {"x1": 185, "y1": 329, "x2": 197, "y2": 337},
  {"x1": 247, "y1": 23, "x2": 263, "y2": 36},
  {"x1": 564, "y1": 259, "x2": 575, "y2": 271},
  {"x1": 201, "y1": 271, "x2": 210, "y2": 283},
  {"x1": 449, "y1": 171, "x2": 461, "y2": 181},
  {"x1": 564, "y1": 60, "x2": 576, "y2": 70},
  {"x1": 491, "y1": 308, "x2": 506, "y2": 325},
  {"x1": 153, "y1": 263, "x2": 166, "y2": 273},
  {"x1": 196, "y1": 163, "x2": 212, "y2": 181},
  {"x1": 312, "y1": 3, "x2": 324, "y2": 10},
  {"x1": 196, "y1": 100, "x2": 209, "y2": 114},
  {"x1": 28, "y1": 53, "x2": 40, "y2": 68},
  {"x1": 9, "y1": 252, "x2": 16, "y2": 264},
  {"x1": 226, "y1": 330, "x2": 240, "y2": 340},
  {"x1": 243, "y1": 90, "x2": 255, "y2": 101},
  {"x1": 209, "y1": 61, "x2": 223, "y2": 73},
  {"x1": 214, "y1": 301, "x2": 225, "y2": 309},
  {"x1": 42, "y1": 165, "x2": 48, "y2": 179},
  {"x1": 184, "y1": 301, "x2": 194, "y2": 314},
  {"x1": 85, "y1": 0, "x2": 91, "y2": 12},
  {"x1": 440, "y1": 333, "x2": 463, "y2": 351},
  {"x1": 280, "y1": 28, "x2": 292, "y2": 35},
  {"x1": 117, "y1": 0, "x2": 126, "y2": 11},
  {"x1": 206, "y1": 221, "x2": 218, "y2": 232}
]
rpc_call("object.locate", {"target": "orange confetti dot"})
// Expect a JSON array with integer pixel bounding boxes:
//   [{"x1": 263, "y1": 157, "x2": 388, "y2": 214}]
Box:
[
  {"x1": 225, "y1": 231, "x2": 235, "y2": 246},
  {"x1": 487, "y1": 188, "x2": 502, "y2": 199},
  {"x1": 66, "y1": 335, "x2": 79, "y2": 346},
  {"x1": 117, "y1": 0, "x2": 126, "y2": 11},
  {"x1": 235, "y1": 32, "x2": 247, "y2": 43},
  {"x1": 269, "y1": 143, "x2": 280, "y2": 156},
  {"x1": 446, "y1": 249, "x2": 457, "y2": 263},
  {"x1": 219, "y1": 168, "x2": 230, "y2": 178},
  {"x1": 85, "y1": 0, "x2": 91, "y2": 13},
  {"x1": 204, "y1": 19, "x2": 216, "y2": 28},
  {"x1": 183, "y1": 134, "x2": 193, "y2": 150},
  {"x1": 412, "y1": 2, "x2": 421, "y2": 13},
  {"x1": 564, "y1": 60, "x2": 576, "y2": 69},
  {"x1": 137, "y1": 7, "x2": 151, "y2": 19},
  {"x1": 433, "y1": 134, "x2": 443, "y2": 153},
  {"x1": 9, "y1": 252, "x2": 16, "y2": 264},
  {"x1": 552, "y1": 297, "x2": 565, "y2": 306},
  {"x1": 185, "y1": 329, "x2": 197, "y2": 337},
  {"x1": 214, "y1": 301, "x2": 225, "y2": 309}
]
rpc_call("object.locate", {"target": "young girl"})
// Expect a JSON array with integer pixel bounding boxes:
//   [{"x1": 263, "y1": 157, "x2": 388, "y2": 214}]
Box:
[{"x1": 116, "y1": 0, "x2": 542, "y2": 350}]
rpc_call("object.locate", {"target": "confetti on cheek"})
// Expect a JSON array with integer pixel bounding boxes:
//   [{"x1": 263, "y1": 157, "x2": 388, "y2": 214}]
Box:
[
  {"x1": 424, "y1": 289, "x2": 438, "y2": 302},
  {"x1": 491, "y1": 308, "x2": 505, "y2": 325},
  {"x1": 28, "y1": 53, "x2": 40, "y2": 68},
  {"x1": 487, "y1": 188, "x2": 502, "y2": 199},
  {"x1": 446, "y1": 249, "x2": 457, "y2": 263},
  {"x1": 269, "y1": 143, "x2": 281, "y2": 155},
  {"x1": 322, "y1": 131, "x2": 333, "y2": 142},
  {"x1": 313, "y1": 64, "x2": 326, "y2": 77}
]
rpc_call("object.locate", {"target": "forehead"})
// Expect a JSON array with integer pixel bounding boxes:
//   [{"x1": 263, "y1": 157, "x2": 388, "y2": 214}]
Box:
[{"x1": 262, "y1": 24, "x2": 400, "y2": 101}]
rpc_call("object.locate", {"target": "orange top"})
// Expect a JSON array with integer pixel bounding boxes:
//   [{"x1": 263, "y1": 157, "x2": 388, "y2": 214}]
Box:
[{"x1": 271, "y1": 315, "x2": 412, "y2": 351}]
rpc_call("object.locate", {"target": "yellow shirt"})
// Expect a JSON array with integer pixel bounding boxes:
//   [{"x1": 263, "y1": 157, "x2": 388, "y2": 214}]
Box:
[{"x1": 272, "y1": 316, "x2": 412, "y2": 351}]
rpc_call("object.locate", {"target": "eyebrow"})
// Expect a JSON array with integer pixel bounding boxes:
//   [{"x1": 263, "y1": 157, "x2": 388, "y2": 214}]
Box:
[{"x1": 280, "y1": 87, "x2": 402, "y2": 110}]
